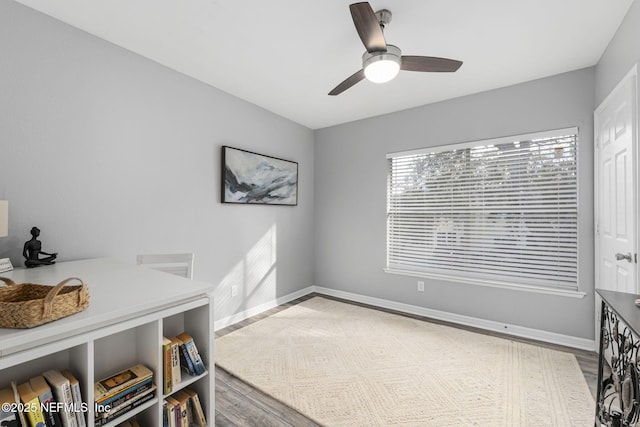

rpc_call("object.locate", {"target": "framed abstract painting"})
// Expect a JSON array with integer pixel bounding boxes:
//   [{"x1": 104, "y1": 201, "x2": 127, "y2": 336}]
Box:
[{"x1": 221, "y1": 146, "x2": 298, "y2": 206}]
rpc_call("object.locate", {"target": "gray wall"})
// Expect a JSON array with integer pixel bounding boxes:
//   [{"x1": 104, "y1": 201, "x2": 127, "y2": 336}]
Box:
[
  {"x1": 0, "y1": 1, "x2": 315, "y2": 322},
  {"x1": 596, "y1": 0, "x2": 640, "y2": 104},
  {"x1": 314, "y1": 68, "x2": 596, "y2": 340}
]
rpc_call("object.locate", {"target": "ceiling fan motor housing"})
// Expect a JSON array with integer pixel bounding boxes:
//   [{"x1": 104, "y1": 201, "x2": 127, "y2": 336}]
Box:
[{"x1": 374, "y1": 9, "x2": 392, "y2": 27}]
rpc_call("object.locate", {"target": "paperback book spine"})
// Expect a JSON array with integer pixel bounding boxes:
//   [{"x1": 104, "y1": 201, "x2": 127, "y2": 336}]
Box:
[
  {"x1": 177, "y1": 340, "x2": 196, "y2": 376},
  {"x1": 162, "y1": 337, "x2": 172, "y2": 394},
  {"x1": 171, "y1": 391, "x2": 190, "y2": 427},
  {"x1": 164, "y1": 397, "x2": 179, "y2": 427},
  {"x1": 61, "y1": 371, "x2": 85, "y2": 427},
  {"x1": 10, "y1": 382, "x2": 28, "y2": 427},
  {"x1": 30, "y1": 376, "x2": 62, "y2": 427},
  {"x1": 176, "y1": 333, "x2": 205, "y2": 376},
  {"x1": 183, "y1": 388, "x2": 206, "y2": 426},
  {"x1": 170, "y1": 338, "x2": 182, "y2": 387},
  {"x1": 16, "y1": 382, "x2": 46, "y2": 427},
  {"x1": 42, "y1": 371, "x2": 76, "y2": 427}
]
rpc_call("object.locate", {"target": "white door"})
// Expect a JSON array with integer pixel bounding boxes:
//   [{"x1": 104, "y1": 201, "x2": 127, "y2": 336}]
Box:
[{"x1": 595, "y1": 66, "x2": 638, "y2": 301}]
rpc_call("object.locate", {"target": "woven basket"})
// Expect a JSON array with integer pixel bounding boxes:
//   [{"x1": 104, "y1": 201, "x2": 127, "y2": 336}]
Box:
[{"x1": 0, "y1": 277, "x2": 90, "y2": 328}]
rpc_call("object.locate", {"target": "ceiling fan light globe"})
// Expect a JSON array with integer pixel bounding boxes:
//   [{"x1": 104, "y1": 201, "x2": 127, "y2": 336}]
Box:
[
  {"x1": 362, "y1": 45, "x2": 402, "y2": 84},
  {"x1": 364, "y1": 60, "x2": 400, "y2": 83}
]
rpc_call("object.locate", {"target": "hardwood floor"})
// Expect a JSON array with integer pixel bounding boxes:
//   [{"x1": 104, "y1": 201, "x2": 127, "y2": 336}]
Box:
[{"x1": 214, "y1": 293, "x2": 599, "y2": 426}]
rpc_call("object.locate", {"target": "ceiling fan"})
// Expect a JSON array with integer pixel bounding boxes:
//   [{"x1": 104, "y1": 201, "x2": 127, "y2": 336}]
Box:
[{"x1": 328, "y1": 2, "x2": 463, "y2": 96}]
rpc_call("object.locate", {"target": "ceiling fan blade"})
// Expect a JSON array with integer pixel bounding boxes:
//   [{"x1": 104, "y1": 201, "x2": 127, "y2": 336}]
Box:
[
  {"x1": 349, "y1": 2, "x2": 386, "y2": 52},
  {"x1": 328, "y1": 69, "x2": 365, "y2": 96},
  {"x1": 401, "y1": 56, "x2": 463, "y2": 72}
]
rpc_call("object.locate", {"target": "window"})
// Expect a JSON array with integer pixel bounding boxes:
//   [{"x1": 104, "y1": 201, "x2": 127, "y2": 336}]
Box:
[{"x1": 386, "y1": 128, "x2": 578, "y2": 293}]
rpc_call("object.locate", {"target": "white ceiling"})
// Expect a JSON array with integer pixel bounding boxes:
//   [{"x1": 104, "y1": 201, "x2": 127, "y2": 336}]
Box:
[{"x1": 15, "y1": 0, "x2": 634, "y2": 130}]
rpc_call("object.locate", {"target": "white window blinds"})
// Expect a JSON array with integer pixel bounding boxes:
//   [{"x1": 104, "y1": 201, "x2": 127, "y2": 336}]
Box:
[{"x1": 386, "y1": 128, "x2": 578, "y2": 291}]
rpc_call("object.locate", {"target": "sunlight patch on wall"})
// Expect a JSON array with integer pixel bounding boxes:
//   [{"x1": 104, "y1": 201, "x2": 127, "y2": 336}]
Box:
[{"x1": 215, "y1": 224, "x2": 277, "y2": 318}]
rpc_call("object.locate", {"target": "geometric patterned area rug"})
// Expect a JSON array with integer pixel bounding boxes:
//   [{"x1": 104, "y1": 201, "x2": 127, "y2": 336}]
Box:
[{"x1": 215, "y1": 297, "x2": 594, "y2": 426}]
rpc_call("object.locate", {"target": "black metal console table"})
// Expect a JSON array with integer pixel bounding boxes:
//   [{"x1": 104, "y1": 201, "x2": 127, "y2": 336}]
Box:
[{"x1": 596, "y1": 289, "x2": 640, "y2": 426}]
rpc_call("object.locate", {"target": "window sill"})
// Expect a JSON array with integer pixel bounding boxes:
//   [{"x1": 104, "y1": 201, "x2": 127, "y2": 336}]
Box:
[{"x1": 383, "y1": 268, "x2": 587, "y2": 299}]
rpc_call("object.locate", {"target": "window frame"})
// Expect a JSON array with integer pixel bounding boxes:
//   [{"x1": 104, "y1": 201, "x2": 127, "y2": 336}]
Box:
[{"x1": 384, "y1": 127, "x2": 585, "y2": 298}]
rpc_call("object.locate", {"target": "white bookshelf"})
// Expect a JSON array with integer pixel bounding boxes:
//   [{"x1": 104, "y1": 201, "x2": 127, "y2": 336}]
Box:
[{"x1": 0, "y1": 258, "x2": 214, "y2": 427}]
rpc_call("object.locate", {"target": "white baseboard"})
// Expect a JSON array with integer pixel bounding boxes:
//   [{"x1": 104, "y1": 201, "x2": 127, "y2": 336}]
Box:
[
  {"x1": 214, "y1": 284, "x2": 596, "y2": 352},
  {"x1": 312, "y1": 286, "x2": 596, "y2": 352},
  {"x1": 214, "y1": 286, "x2": 314, "y2": 331}
]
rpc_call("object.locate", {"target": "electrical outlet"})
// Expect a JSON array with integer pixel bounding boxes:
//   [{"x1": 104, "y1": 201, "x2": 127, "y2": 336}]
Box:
[
  {"x1": 417, "y1": 281, "x2": 425, "y2": 292},
  {"x1": 231, "y1": 285, "x2": 238, "y2": 297}
]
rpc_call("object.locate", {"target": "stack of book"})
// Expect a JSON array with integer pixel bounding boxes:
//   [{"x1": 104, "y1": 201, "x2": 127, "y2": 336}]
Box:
[
  {"x1": 162, "y1": 332, "x2": 206, "y2": 394},
  {"x1": 162, "y1": 388, "x2": 206, "y2": 427},
  {"x1": 94, "y1": 364, "x2": 155, "y2": 427},
  {"x1": 0, "y1": 369, "x2": 85, "y2": 427}
]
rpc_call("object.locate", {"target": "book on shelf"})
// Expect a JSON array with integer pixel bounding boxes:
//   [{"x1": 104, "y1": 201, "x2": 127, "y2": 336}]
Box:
[
  {"x1": 162, "y1": 401, "x2": 168, "y2": 427},
  {"x1": 94, "y1": 364, "x2": 153, "y2": 404},
  {"x1": 1, "y1": 386, "x2": 22, "y2": 427},
  {"x1": 170, "y1": 391, "x2": 190, "y2": 427},
  {"x1": 30, "y1": 376, "x2": 63, "y2": 427},
  {"x1": 61, "y1": 371, "x2": 85, "y2": 427},
  {"x1": 162, "y1": 337, "x2": 173, "y2": 394},
  {"x1": 94, "y1": 386, "x2": 156, "y2": 427},
  {"x1": 98, "y1": 377, "x2": 154, "y2": 410},
  {"x1": 10, "y1": 382, "x2": 28, "y2": 427},
  {"x1": 17, "y1": 382, "x2": 47, "y2": 427},
  {"x1": 164, "y1": 396, "x2": 179, "y2": 427},
  {"x1": 176, "y1": 333, "x2": 205, "y2": 376},
  {"x1": 174, "y1": 336, "x2": 194, "y2": 376},
  {"x1": 183, "y1": 388, "x2": 206, "y2": 427},
  {"x1": 162, "y1": 337, "x2": 182, "y2": 394},
  {"x1": 42, "y1": 371, "x2": 77, "y2": 427},
  {"x1": 169, "y1": 338, "x2": 182, "y2": 388}
]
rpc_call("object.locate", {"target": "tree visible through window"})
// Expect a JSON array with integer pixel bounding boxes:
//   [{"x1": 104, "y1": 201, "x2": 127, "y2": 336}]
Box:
[{"x1": 386, "y1": 128, "x2": 578, "y2": 291}]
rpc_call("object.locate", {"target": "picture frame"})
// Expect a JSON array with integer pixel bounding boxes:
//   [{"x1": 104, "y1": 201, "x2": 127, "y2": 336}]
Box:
[{"x1": 221, "y1": 146, "x2": 298, "y2": 206}]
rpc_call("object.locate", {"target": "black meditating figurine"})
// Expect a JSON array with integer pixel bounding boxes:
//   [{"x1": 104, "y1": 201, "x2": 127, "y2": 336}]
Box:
[{"x1": 23, "y1": 226, "x2": 57, "y2": 268}]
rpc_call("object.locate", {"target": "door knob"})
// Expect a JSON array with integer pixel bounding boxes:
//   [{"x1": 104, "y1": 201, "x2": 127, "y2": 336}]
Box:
[{"x1": 615, "y1": 252, "x2": 633, "y2": 262}]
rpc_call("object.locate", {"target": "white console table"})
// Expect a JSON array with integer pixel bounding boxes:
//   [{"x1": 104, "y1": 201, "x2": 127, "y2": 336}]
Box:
[{"x1": 0, "y1": 258, "x2": 215, "y2": 427}]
